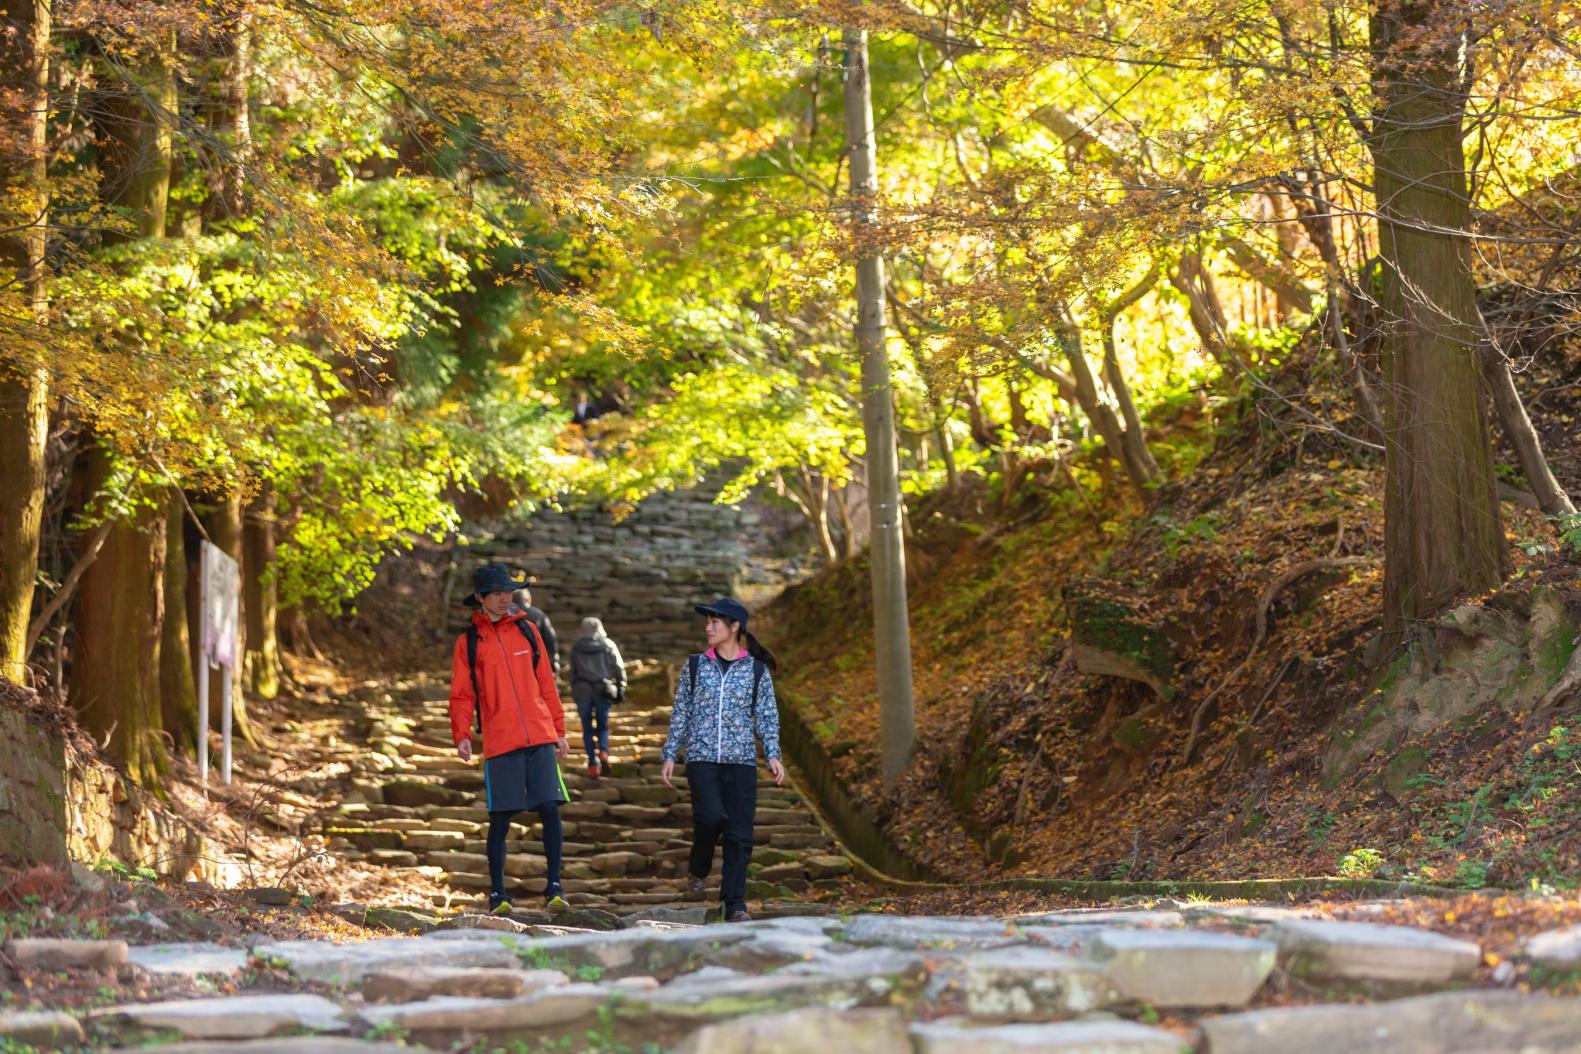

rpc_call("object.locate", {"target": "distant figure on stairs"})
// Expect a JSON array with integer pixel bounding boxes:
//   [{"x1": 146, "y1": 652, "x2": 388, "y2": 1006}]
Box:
[
  {"x1": 451, "y1": 563, "x2": 571, "y2": 916},
  {"x1": 569, "y1": 616, "x2": 628, "y2": 778},
  {"x1": 660, "y1": 597, "x2": 785, "y2": 923},
  {"x1": 510, "y1": 587, "x2": 561, "y2": 677}
]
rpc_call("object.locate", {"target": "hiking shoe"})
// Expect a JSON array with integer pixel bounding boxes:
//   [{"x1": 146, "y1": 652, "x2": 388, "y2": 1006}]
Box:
[
  {"x1": 726, "y1": 908, "x2": 752, "y2": 923},
  {"x1": 488, "y1": 893, "x2": 512, "y2": 916},
  {"x1": 544, "y1": 885, "x2": 569, "y2": 912},
  {"x1": 686, "y1": 874, "x2": 706, "y2": 896},
  {"x1": 598, "y1": 751, "x2": 611, "y2": 777},
  {"x1": 586, "y1": 762, "x2": 601, "y2": 778}
]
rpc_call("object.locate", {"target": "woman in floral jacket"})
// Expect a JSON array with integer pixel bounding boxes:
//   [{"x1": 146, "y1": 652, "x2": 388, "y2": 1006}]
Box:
[{"x1": 660, "y1": 597, "x2": 784, "y2": 922}]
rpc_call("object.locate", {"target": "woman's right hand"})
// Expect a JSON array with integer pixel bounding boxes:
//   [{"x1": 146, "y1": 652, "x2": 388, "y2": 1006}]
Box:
[
  {"x1": 457, "y1": 738, "x2": 473, "y2": 762},
  {"x1": 660, "y1": 759, "x2": 674, "y2": 787}
]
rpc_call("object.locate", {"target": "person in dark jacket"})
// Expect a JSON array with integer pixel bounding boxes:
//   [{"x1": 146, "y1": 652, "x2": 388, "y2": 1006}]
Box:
[
  {"x1": 660, "y1": 597, "x2": 784, "y2": 923},
  {"x1": 511, "y1": 587, "x2": 560, "y2": 676},
  {"x1": 452, "y1": 565, "x2": 570, "y2": 915},
  {"x1": 569, "y1": 617, "x2": 627, "y2": 778}
]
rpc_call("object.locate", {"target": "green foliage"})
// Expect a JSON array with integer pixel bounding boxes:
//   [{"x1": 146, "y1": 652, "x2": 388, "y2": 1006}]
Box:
[{"x1": 1337, "y1": 847, "x2": 1386, "y2": 878}]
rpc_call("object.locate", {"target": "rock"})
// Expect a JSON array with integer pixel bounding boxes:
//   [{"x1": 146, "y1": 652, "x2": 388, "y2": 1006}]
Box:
[
  {"x1": 842, "y1": 915, "x2": 1017, "y2": 949},
  {"x1": 381, "y1": 780, "x2": 457, "y2": 807},
  {"x1": 247, "y1": 887, "x2": 301, "y2": 906},
  {"x1": 964, "y1": 947, "x2": 1114, "y2": 1019},
  {"x1": 0, "y1": 1009, "x2": 85, "y2": 1048},
  {"x1": 103, "y1": 994, "x2": 346, "y2": 1039},
  {"x1": 705, "y1": 930, "x2": 835, "y2": 971},
  {"x1": 749, "y1": 848, "x2": 800, "y2": 867},
  {"x1": 802, "y1": 855, "x2": 852, "y2": 878},
  {"x1": 140, "y1": 1039, "x2": 421, "y2": 1053},
  {"x1": 501, "y1": 926, "x2": 753, "y2": 978},
  {"x1": 611, "y1": 975, "x2": 662, "y2": 992},
  {"x1": 609, "y1": 804, "x2": 670, "y2": 822},
  {"x1": 912, "y1": 1019, "x2": 1188, "y2": 1054},
  {"x1": 365, "y1": 850, "x2": 418, "y2": 867},
  {"x1": 623, "y1": 953, "x2": 925, "y2": 1022},
  {"x1": 403, "y1": 831, "x2": 465, "y2": 851},
  {"x1": 70, "y1": 861, "x2": 108, "y2": 893},
  {"x1": 677, "y1": 1007, "x2": 910, "y2": 1054},
  {"x1": 1014, "y1": 909, "x2": 1184, "y2": 929},
  {"x1": 1065, "y1": 580, "x2": 1174, "y2": 700},
  {"x1": 355, "y1": 984, "x2": 605, "y2": 1032},
  {"x1": 1198, "y1": 990, "x2": 1581, "y2": 1054},
  {"x1": 589, "y1": 851, "x2": 648, "y2": 876},
  {"x1": 255, "y1": 933, "x2": 519, "y2": 984},
  {"x1": 1271, "y1": 919, "x2": 1480, "y2": 984},
  {"x1": 1090, "y1": 928, "x2": 1275, "y2": 1007},
  {"x1": 755, "y1": 861, "x2": 805, "y2": 882},
  {"x1": 624, "y1": 906, "x2": 710, "y2": 926},
  {"x1": 745, "y1": 880, "x2": 795, "y2": 900},
  {"x1": 4, "y1": 937, "x2": 128, "y2": 970},
  {"x1": 363, "y1": 966, "x2": 567, "y2": 1002},
  {"x1": 128, "y1": 942, "x2": 249, "y2": 977},
  {"x1": 437, "y1": 912, "x2": 530, "y2": 934},
  {"x1": 362, "y1": 906, "x2": 440, "y2": 932},
  {"x1": 1525, "y1": 923, "x2": 1581, "y2": 969}
]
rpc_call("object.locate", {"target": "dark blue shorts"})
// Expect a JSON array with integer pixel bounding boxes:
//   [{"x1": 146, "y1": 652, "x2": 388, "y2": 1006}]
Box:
[{"x1": 483, "y1": 743, "x2": 568, "y2": 814}]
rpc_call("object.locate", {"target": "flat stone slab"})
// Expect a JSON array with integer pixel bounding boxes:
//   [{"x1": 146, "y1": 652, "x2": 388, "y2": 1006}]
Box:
[
  {"x1": 129, "y1": 943, "x2": 249, "y2": 977},
  {"x1": 1012, "y1": 909, "x2": 1184, "y2": 930},
  {"x1": 1525, "y1": 923, "x2": 1581, "y2": 969},
  {"x1": 1270, "y1": 919, "x2": 1481, "y2": 984},
  {"x1": 103, "y1": 994, "x2": 346, "y2": 1039},
  {"x1": 1198, "y1": 990, "x2": 1581, "y2": 1054},
  {"x1": 500, "y1": 926, "x2": 751, "y2": 978},
  {"x1": 142, "y1": 1040, "x2": 416, "y2": 1054},
  {"x1": 678, "y1": 1007, "x2": 910, "y2": 1054},
  {"x1": 627, "y1": 950, "x2": 926, "y2": 1021},
  {"x1": 5, "y1": 937, "x2": 128, "y2": 970},
  {"x1": 963, "y1": 947, "x2": 1114, "y2": 1019},
  {"x1": 363, "y1": 965, "x2": 568, "y2": 1002},
  {"x1": 913, "y1": 1019, "x2": 1188, "y2": 1054},
  {"x1": 254, "y1": 934, "x2": 519, "y2": 983},
  {"x1": 1090, "y1": 928, "x2": 1275, "y2": 1007},
  {"x1": 840, "y1": 914, "x2": 1018, "y2": 949},
  {"x1": 705, "y1": 929, "x2": 835, "y2": 971},
  {"x1": 0, "y1": 1009, "x2": 85, "y2": 1048},
  {"x1": 355, "y1": 984, "x2": 605, "y2": 1032}
]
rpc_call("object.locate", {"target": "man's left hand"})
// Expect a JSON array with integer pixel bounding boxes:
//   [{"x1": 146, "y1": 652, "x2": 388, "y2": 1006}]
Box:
[
  {"x1": 556, "y1": 737, "x2": 570, "y2": 760},
  {"x1": 768, "y1": 758, "x2": 786, "y2": 786}
]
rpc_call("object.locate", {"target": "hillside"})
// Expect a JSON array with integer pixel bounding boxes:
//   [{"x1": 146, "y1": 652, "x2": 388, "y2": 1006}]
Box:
[{"x1": 765, "y1": 343, "x2": 1581, "y2": 891}]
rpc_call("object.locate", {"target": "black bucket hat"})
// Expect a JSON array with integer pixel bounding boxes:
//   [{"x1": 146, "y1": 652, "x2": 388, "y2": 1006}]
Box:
[
  {"x1": 463, "y1": 563, "x2": 524, "y2": 606},
  {"x1": 693, "y1": 597, "x2": 749, "y2": 627}
]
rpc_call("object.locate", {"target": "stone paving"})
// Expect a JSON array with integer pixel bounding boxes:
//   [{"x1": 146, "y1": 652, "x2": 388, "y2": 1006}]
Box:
[
  {"x1": 326, "y1": 693, "x2": 848, "y2": 914},
  {"x1": 6, "y1": 903, "x2": 1581, "y2": 1051}
]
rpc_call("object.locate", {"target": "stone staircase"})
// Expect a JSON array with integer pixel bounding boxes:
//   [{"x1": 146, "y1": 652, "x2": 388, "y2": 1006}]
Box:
[{"x1": 323, "y1": 691, "x2": 851, "y2": 913}]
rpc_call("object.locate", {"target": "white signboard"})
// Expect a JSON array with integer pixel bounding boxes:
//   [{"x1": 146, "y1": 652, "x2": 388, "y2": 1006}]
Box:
[
  {"x1": 197, "y1": 540, "x2": 240, "y2": 784},
  {"x1": 199, "y1": 541, "x2": 240, "y2": 668}
]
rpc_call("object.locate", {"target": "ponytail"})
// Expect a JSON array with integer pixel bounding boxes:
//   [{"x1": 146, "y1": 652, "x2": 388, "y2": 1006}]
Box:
[{"x1": 740, "y1": 629, "x2": 778, "y2": 674}]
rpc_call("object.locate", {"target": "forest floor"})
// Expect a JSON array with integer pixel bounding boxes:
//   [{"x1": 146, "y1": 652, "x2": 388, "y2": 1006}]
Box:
[{"x1": 764, "y1": 340, "x2": 1581, "y2": 895}]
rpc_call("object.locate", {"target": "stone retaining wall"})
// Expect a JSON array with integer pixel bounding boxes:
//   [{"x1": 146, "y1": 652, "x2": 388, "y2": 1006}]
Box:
[
  {"x1": 461, "y1": 489, "x2": 799, "y2": 665},
  {"x1": 0, "y1": 703, "x2": 209, "y2": 878}
]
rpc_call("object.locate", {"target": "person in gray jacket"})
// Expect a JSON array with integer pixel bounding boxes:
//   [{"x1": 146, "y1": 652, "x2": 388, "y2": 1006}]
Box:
[
  {"x1": 660, "y1": 598, "x2": 784, "y2": 923},
  {"x1": 569, "y1": 617, "x2": 626, "y2": 777}
]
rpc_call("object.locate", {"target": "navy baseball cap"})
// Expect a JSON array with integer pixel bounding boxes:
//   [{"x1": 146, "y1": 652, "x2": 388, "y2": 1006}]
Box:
[{"x1": 694, "y1": 597, "x2": 749, "y2": 627}]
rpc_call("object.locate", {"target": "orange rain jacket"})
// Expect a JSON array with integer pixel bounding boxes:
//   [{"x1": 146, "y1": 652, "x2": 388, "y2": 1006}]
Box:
[{"x1": 449, "y1": 611, "x2": 565, "y2": 758}]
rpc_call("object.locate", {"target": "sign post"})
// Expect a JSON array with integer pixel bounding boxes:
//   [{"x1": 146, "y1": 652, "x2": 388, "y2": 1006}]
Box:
[{"x1": 197, "y1": 540, "x2": 241, "y2": 785}]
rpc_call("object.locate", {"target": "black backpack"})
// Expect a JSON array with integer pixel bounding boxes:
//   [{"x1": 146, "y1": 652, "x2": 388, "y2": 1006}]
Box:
[
  {"x1": 464, "y1": 619, "x2": 543, "y2": 733},
  {"x1": 686, "y1": 654, "x2": 766, "y2": 721}
]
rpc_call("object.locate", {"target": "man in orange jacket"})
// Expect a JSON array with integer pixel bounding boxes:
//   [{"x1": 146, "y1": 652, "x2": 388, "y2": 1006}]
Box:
[{"x1": 450, "y1": 563, "x2": 571, "y2": 914}]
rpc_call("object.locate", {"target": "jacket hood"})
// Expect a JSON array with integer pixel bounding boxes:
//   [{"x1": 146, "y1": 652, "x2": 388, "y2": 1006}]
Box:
[{"x1": 578, "y1": 616, "x2": 607, "y2": 640}]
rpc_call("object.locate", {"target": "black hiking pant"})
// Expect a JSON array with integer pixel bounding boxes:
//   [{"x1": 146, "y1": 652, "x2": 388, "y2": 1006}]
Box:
[{"x1": 685, "y1": 761, "x2": 757, "y2": 912}]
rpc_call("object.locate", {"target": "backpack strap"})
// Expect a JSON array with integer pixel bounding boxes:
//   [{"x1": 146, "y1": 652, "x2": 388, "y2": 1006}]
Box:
[
  {"x1": 515, "y1": 618, "x2": 542, "y2": 670},
  {"x1": 465, "y1": 624, "x2": 482, "y2": 733},
  {"x1": 686, "y1": 654, "x2": 700, "y2": 701}
]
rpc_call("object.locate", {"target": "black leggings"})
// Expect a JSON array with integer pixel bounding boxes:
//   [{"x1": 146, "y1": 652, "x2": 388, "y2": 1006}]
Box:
[{"x1": 487, "y1": 802, "x2": 562, "y2": 897}]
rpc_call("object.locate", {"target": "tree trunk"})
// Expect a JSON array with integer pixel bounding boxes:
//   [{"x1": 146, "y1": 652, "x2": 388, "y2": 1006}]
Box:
[
  {"x1": 1171, "y1": 250, "x2": 1232, "y2": 366},
  {"x1": 0, "y1": 0, "x2": 51, "y2": 684},
  {"x1": 1055, "y1": 314, "x2": 1155, "y2": 490},
  {"x1": 833, "y1": 482, "x2": 861, "y2": 560},
  {"x1": 1370, "y1": 0, "x2": 1506, "y2": 637},
  {"x1": 203, "y1": 492, "x2": 257, "y2": 743},
  {"x1": 843, "y1": 27, "x2": 914, "y2": 790},
  {"x1": 1482, "y1": 344, "x2": 1575, "y2": 516},
  {"x1": 1100, "y1": 278, "x2": 1162, "y2": 486},
  {"x1": 72, "y1": 452, "x2": 168, "y2": 785},
  {"x1": 160, "y1": 491, "x2": 199, "y2": 754},
  {"x1": 200, "y1": 3, "x2": 253, "y2": 225},
  {"x1": 243, "y1": 489, "x2": 281, "y2": 699}
]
